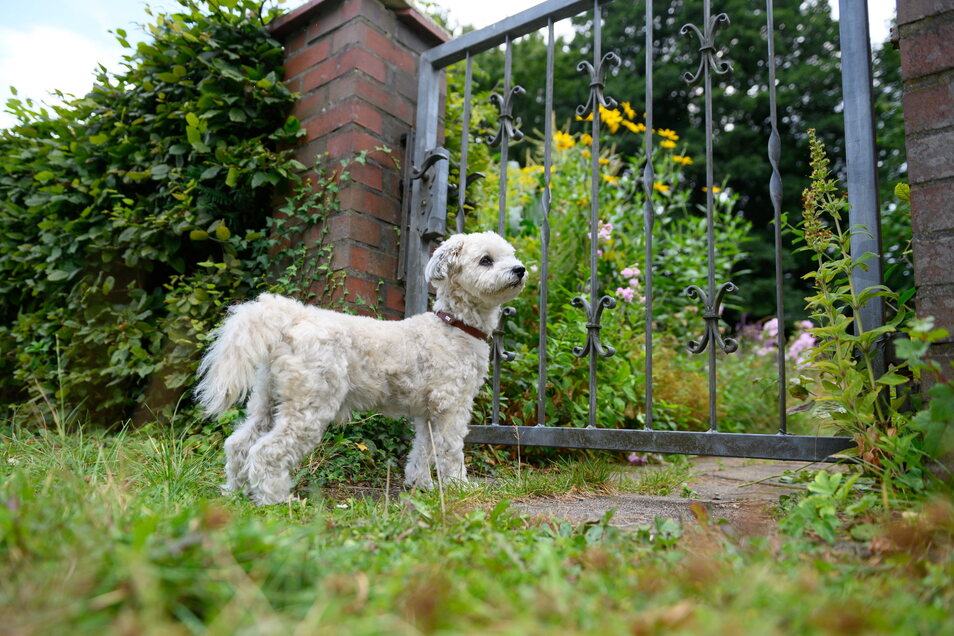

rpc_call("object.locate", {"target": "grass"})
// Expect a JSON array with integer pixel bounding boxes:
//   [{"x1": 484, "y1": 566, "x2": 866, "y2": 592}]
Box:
[{"x1": 2, "y1": 421, "x2": 953, "y2": 635}]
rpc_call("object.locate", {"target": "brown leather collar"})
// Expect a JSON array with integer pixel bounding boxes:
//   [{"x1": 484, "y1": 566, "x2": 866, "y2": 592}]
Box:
[{"x1": 434, "y1": 311, "x2": 489, "y2": 341}]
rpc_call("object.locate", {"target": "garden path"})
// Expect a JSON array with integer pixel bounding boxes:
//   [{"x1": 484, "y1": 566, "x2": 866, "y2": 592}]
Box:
[{"x1": 512, "y1": 457, "x2": 818, "y2": 533}]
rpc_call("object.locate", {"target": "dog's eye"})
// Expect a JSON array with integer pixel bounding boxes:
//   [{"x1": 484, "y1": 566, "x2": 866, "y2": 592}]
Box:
[{"x1": 479, "y1": 256, "x2": 494, "y2": 267}]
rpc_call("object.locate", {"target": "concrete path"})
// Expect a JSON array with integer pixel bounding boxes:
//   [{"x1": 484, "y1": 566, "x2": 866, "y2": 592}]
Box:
[{"x1": 513, "y1": 457, "x2": 817, "y2": 533}]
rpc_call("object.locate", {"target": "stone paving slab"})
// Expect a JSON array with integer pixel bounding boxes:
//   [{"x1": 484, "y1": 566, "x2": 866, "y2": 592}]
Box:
[{"x1": 513, "y1": 457, "x2": 818, "y2": 533}]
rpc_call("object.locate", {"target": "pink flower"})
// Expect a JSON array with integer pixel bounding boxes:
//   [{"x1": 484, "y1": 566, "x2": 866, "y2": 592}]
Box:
[
  {"x1": 598, "y1": 220, "x2": 613, "y2": 242},
  {"x1": 762, "y1": 318, "x2": 779, "y2": 339},
  {"x1": 797, "y1": 320, "x2": 814, "y2": 331},
  {"x1": 621, "y1": 267, "x2": 635, "y2": 278},
  {"x1": 627, "y1": 452, "x2": 648, "y2": 465},
  {"x1": 787, "y1": 331, "x2": 816, "y2": 367},
  {"x1": 629, "y1": 278, "x2": 639, "y2": 288},
  {"x1": 616, "y1": 287, "x2": 636, "y2": 303}
]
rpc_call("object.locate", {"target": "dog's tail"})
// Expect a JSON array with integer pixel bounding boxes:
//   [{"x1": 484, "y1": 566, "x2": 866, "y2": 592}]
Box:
[{"x1": 195, "y1": 293, "x2": 297, "y2": 417}]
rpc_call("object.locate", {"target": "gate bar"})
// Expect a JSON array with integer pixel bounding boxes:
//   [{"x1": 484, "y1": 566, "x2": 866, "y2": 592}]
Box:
[
  {"x1": 422, "y1": 0, "x2": 617, "y2": 69},
  {"x1": 466, "y1": 426, "x2": 855, "y2": 462}
]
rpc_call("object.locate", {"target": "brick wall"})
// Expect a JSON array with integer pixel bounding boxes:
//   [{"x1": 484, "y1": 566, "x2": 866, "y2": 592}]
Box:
[
  {"x1": 899, "y1": 1, "x2": 954, "y2": 373},
  {"x1": 270, "y1": 0, "x2": 448, "y2": 318}
]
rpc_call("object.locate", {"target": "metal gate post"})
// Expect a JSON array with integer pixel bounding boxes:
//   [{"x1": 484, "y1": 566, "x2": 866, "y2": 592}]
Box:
[
  {"x1": 403, "y1": 58, "x2": 449, "y2": 316},
  {"x1": 839, "y1": 0, "x2": 885, "y2": 376}
]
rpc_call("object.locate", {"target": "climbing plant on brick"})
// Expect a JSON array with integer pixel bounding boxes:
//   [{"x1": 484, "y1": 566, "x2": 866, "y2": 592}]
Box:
[{"x1": 0, "y1": 0, "x2": 335, "y2": 424}]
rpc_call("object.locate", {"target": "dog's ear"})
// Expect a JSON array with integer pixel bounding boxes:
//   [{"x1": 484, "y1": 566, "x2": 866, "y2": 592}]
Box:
[{"x1": 425, "y1": 234, "x2": 465, "y2": 283}]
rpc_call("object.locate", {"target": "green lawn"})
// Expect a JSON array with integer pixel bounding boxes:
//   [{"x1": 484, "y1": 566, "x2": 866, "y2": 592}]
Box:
[{"x1": 1, "y1": 424, "x2": 952, "y2": 635}]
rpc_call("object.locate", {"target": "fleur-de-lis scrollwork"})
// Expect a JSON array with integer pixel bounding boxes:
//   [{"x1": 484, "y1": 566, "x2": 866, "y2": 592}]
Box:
[
  {"x1": 570, "y1": 295, "x2": 616, "y2": 358},
  {"x1": 685, "y1": 282, "x2": 739, "y2": 355},
  {"x1": 679, "y1": 12, "x2": 732, "y2": 86},
  {"x1": 492, "y1": 306, "x2": 517, "y2": 364},
  {"x1": 576, "y1": 51, "x2": 621, "y2": 118},
  {"x1": 486, "y1": 87, "x2": 526, "y2": 147}
]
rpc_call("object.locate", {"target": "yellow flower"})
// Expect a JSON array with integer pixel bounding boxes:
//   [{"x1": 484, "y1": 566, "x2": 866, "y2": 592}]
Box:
[
  {"x1": 673, "y1": 154, "x2": 693, "y2": 165},
  {"x1": 599, "y1": 157, "x2": 610, "y2": 165},
  {"x1": 657, "y1": 128, "x2": 680, "y2": 141},
  {"x1": 653, "y1": 182, "x2": 670, "y2": 193},
  {"x1": 621, "y1": 101, "x2": 636, "y2": 120},
  {"x1": 580, "y1": 133, "x2": 593, "y2": 146},
  {"x1": 599, "y1": 105, "x2": 622, "y2": 134},
  {"x1": 621, "y1": 120, "x2": 646, "y2": 134},
  {"x1": 582, "y1": 149, "x2": 591, "y2": 159},
  {"x1": 702, "y1": 186, "x2": 723, "y2": 193},
  {"x1": 602, "y1": 174, "x2": 619, "y2": 185},
  {"x1": 554, "y1": 130, "x2": 576, "y2": 151},
  {"x1": 660, "y1": 139, "x2": 677, "y2": 149},
  {"x1": 576, "y1": 112, "x2": 594, "y2": 122}
]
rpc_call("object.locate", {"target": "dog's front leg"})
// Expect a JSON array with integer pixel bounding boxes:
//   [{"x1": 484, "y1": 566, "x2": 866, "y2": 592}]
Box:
[{"x1": 404, "y1": 417, "x2": 435, "y2": 489}]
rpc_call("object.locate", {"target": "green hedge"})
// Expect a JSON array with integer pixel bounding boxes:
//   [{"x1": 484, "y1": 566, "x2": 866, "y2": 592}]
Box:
[{"x1": 0, "y1": 0, "x2": 333, "y2": 424}]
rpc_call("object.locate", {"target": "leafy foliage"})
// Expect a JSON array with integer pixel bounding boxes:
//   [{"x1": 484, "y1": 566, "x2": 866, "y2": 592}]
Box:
[{"x1": 0, "y1": 0, "x2": 342, "y2": 423}]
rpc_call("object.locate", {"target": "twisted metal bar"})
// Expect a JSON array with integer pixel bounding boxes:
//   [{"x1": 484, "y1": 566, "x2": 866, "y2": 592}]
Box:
[
  {"x1": 765, "y1": 0, "x2": 787, "y2": 434},
  {"x1": 538, "y1": 17, "x2": 556, "y2": 426},
  {"x1": 491, "y1": 306, "x2": 517, "y2": 426},
  {"x1": 681, "y1": 0, "x2": 735, "y2": 432},
  {"x1": 456, "y1": 54, "x2": 474, "y2": 233},
  {"x1": 572, "y1": 0, "x2": 617, "y2": 429},
  {"x1": 642, "y1": 0, "x2": 655, "y2": 431}
]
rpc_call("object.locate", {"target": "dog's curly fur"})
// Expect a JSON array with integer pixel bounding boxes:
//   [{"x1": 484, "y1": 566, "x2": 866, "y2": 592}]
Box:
[{"x1": 195, "y1": 232, "x2": 526, "y2": 504}]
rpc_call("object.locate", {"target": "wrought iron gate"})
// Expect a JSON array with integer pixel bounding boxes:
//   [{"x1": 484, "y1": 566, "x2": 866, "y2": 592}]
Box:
[{"x1": 403, "y1": 0, "x2": 883, "y2": 462}]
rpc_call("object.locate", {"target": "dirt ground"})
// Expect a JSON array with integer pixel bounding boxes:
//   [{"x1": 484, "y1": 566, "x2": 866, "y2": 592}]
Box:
[{"x1": 512, "y1": 457, "x2": 818, "y2": 533}]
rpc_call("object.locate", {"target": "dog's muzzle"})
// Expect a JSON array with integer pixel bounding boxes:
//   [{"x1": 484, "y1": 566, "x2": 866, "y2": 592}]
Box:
[{"x1": 510, "y1": 265, "x2": 526, "y2": 287}]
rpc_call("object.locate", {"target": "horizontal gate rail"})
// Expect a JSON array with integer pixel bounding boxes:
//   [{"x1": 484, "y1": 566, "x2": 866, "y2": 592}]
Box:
[
  {"x1": 465, "y1": 427, "x2": 856, "y2": 463},
  {"x1": 422, "y1": 0, "x2": 615, "y2": 69}
]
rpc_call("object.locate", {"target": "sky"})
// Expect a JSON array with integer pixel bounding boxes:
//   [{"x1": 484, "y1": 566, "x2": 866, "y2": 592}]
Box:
[{"x1": 0, "y1": 0, "x2": 897, "y2": 129}]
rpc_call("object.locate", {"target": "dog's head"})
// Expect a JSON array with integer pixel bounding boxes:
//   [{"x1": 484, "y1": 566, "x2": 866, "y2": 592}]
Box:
[{"x1": 425, "y1": 232, "x2": 526, "y2": 306}]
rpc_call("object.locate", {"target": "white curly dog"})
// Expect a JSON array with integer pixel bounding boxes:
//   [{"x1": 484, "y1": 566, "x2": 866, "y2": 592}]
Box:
[{"x1": 195, "y1": 232, "x2": 526, "y2": 504}]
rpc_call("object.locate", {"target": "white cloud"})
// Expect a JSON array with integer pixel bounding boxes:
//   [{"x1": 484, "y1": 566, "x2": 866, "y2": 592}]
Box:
[{"x1": 0, "y1": 25, "x2": 125, "y2": 128}]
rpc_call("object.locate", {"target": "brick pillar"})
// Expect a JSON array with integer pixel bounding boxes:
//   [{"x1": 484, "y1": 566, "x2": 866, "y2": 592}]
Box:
[
  {"x1": 899, "y1": 1, "x2": 954, "y2": 374},
  {"x1": 270, "y1": 0, "x2": 448, "y2": 318}
]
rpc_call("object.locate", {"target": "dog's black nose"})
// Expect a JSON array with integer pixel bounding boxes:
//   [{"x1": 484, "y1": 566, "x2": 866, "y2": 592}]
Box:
[{"x1": 512, "y1": 266, "x2": 526, "y2": 279}]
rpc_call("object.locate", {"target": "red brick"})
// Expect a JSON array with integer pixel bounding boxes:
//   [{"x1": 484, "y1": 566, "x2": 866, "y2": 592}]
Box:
[
  {"x1": 302, "y1": 99, "x2": 384, "y2": 141},
  {"x1": 331, "y1": 19, "x2": 416, "y2": 75},
  {"x1": 284, "y1": 29, "x2": 307, "y2": 56},
  {"x1": 384, "y1": 283, "x2": 406, "y2": 314},
  {"x1": 914, "y1": 235, "x2": 954, "y2": 288},
  {"x1": 339, "y1": 185, "x2": 401, "y2": 224},
  {"x1": 285, "y1": 39, "x2": 331, "y2": 79},
  {"x1": 340, "y1": 161, "x2": 383, "y2": 191},
  {"x1": 302, "y1": 46, "x2": 387, "y2": 92},
  {"x1": 902, "y1": 73, "x2": 954, "y2": 136},
  {"x1": 327, "y1": 212, "x2": 383, "y2": 247},
  {"x1": 332, "y1": 243, "x2": 397, "y2": 279},
  {"x1": 289, "y1": 86, "x2": 329, "y2": 122},
  {"x1": 339, "y1": 0, "x2": 393, "y2": 27},
  {"x1": 911, "y1": 181, "x2": 954, "y2": 236},
  {"x1": 915, "y1": 283, "x2": 954, "y2": 343},
  {"x1": 327, "y1": 74, "x2": 415, "y2": 124},
  {"x1": 344, "y1": 275, "x2": 378, "y2": 304},
  {"x1": 899, "y1": 1, "x2": 953, "y2": 25},
  {"x1": 900, "y1": 15, "x2": 954, "y2": 81},
  {"x1": 326, "y1": 127, "x2": 393, "y2": 160},
  {"x1": 908, "y1": 129, "x2": 954, "y2": 184}
]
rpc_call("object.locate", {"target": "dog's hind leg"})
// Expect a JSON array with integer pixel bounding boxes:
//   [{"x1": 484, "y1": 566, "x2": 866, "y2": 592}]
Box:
[
  {"x1": 244, "y1": 402, "x2": 336, "y2": 505},
  {"x1": 222, "y1": 366, "x2": 272, "y2": 494},
  {"x1": 403, "y1": 417, "x2": 435, "y2": 489}
]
